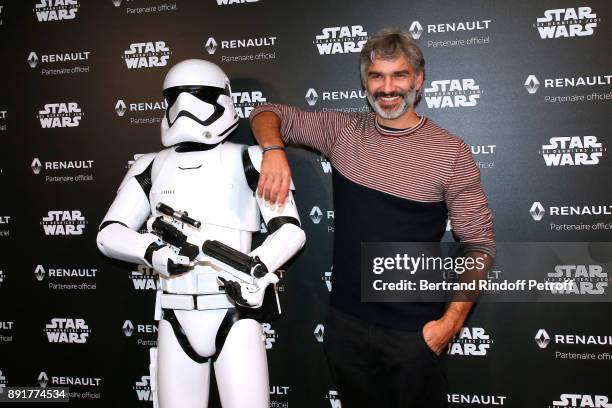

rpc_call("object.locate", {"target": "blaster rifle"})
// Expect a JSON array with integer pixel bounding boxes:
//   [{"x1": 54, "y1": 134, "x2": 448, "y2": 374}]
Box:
[
  {"x1": 150, "y1": 202, "x2": 281, "y2": 318},
  {"x1": 150, "y1": 203, "x2": 270, "y2": 282}
]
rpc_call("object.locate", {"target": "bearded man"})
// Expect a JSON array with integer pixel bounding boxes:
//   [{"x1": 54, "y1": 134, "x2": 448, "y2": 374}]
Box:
[{"x1": 249, "y1": 28, "x2": 495, "y2": 407}]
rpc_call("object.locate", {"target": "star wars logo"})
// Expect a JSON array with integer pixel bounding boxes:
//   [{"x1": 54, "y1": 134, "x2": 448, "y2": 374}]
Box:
[
  {"x1": 34, "y1": 0, "x2": 79, "y2": 22},
  {"x1": 314, "y1": 25, "x2": 368, "y2": 55},
  {"x1": 262, "y1": 323, "x2": 277, "y2": 349},
  {"x1": 529, "y1": 202, "x2": 612, "y2": 222},
  {"x1": 551, "y1": 394, "x2": 611, "y2": 408},
  {"x1": 322, "y1": 267, "x2": 332, "y2": 292},
  {"x1": 44, "y1": 318, "x2": 91, "y2": 344},
  {"x1": 134, "y1": 376, "x2": 153, "y2": 401},
  {"x1": 447, "y1": 327, "x2": 492, "y2": 356},
  {"x1": 130, "y1": 265, "x2": 159, "y2": 290},
  {"x1": 325, "y1": 390, "x2": 342, "y2": 408},
  {"x1": 547, "y1": 265, "x2": 608, "y2": 295},
  {"x1": 535, "y1": 7, "x2": 599, "y2": 39},
  {"x1": 37, "y1": 102, "x2": 82, "y2": 128},
  {"x1": 540, "y1": 136, "x2": 604, "y2": 166},
  {"x1": 123, "y1": 41, "x2": 171, "y2": 69},
  {"x1": 231, "y1": 90, "x2": 267, "y2": 118},
  {"x1": 424, "y1": 79, "x2": 481, "y2": 108},
  {"x1": 216, "y1": 0, "x2": 259, "y2": 5},
  {"x1": 41, "y1": 210, "x2": 86, "y2": 236}
]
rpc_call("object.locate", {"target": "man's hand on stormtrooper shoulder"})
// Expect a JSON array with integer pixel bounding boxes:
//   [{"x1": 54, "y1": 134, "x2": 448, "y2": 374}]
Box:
[
  {"x1": 257, "y1": 149, "x2": 292, "y2": 206},
  {"x1": 145, "y1": 243, "x2": 192, "y2": 278}
]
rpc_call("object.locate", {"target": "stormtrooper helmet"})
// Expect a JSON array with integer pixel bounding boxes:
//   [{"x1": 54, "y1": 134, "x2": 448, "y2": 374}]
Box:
[{"x1": 161, "y1": 59, "x2": 238, "y2": 146}]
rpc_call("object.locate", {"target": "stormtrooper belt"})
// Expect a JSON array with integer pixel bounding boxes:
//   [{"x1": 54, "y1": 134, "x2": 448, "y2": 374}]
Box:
[{"x1": 160, "y1": 292, "x2": 234, "y2": 310}]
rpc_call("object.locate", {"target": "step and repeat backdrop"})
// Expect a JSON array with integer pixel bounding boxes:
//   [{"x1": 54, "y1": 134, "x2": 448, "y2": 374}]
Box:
[{"x1": 0, "y1": 0, "x2": 611, "y2": 407}]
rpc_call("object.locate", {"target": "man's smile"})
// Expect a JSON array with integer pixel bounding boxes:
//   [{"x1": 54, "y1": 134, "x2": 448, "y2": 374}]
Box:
[{"x1": 375, "y1": 92, "x2": 405, "y2": 107}]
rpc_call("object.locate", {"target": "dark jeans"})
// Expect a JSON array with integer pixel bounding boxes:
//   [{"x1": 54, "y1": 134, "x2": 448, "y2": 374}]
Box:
[{"x1": 323, "y1": 307, "x2": 447, "y2": 408}]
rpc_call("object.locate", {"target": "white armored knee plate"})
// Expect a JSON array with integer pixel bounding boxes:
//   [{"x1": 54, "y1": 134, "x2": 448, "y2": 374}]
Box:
[{"x1": 161, "y1": 59, "x2": 239, "y2": 146}]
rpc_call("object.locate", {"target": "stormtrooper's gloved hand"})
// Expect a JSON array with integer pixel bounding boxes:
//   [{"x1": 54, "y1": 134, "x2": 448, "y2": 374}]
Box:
[
  {"x1": 218, "y1": 272, "x2": 279, "y2": 308},
  {"x1": 145, "y1": 243, "x2": 192, "y2": 278}
]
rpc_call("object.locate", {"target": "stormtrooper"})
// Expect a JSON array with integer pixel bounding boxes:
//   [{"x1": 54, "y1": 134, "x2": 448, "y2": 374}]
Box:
[{"x1": 96, "y1": 59, "x2": 306, "y2": 408}]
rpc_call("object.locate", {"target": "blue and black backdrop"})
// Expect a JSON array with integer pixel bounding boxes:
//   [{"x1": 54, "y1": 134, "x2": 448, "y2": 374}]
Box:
[{"x1": 0, "y1": 0, "x2": 611, "y2": 407}]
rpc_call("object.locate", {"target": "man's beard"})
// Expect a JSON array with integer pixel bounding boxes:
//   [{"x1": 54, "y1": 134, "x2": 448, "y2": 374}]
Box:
[{"x1": 366, "y1": 84, "x2": 417, "y2": 120}]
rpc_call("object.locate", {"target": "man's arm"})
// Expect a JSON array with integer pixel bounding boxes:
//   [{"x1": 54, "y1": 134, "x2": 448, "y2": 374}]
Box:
[
  {"x1": 423, "y1": 140, "x2": 496, "y2": 354},
  {"x1": 249, "y1": 104, "x2": 352, "y2": 205},
  {"x1": 250, "y1": 111, "x2": 292, "y2": 205},
  {"x1": 422, "y1": 251, "x2": 494, "y2": 354}
]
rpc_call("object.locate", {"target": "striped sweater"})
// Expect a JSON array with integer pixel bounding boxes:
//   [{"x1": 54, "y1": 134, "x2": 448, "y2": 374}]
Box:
[{"x1": 250, "y1": 105, "x2": 495, "y2": 330}]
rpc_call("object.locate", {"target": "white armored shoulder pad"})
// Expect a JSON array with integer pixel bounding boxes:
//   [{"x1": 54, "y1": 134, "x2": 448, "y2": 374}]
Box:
[
  {"x1": 118, "y1": 153, "x2": 157, "y2": 191},
  {"x1": 246, "y1": 145, "x2": 295, "y2": 190},
  {"x1": 101, "y1": 152, "x2": 157, "y2": 230},
  {"x1": 150, "y1": 148, "x2": 174, "y2": 183}
]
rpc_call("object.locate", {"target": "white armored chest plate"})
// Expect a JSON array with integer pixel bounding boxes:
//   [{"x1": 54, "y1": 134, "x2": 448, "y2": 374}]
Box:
[{"x1": 149, "y1": 142, "x2": 259, "y2": 232}]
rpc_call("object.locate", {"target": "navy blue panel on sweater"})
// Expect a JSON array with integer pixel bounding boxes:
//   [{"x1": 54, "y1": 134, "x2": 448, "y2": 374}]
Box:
[{"x1": 330, "y1": 168, "x2": 448, "y2": 331}]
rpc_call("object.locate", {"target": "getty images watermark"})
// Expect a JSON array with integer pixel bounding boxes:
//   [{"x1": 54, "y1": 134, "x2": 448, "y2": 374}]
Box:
[{"x1": 361, "y1": 242, "x2": 611, "y2": 302}]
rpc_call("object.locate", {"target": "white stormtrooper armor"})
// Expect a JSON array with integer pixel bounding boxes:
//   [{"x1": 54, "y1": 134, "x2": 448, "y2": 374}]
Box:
[{"x1": 96, "y1": 59, "x2": 306, "y2": 408}]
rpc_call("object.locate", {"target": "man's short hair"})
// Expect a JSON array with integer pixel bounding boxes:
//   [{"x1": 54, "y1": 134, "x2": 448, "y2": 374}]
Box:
[{"x1": 359, "y1": 28, "x2": 425, "y2": 86}]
